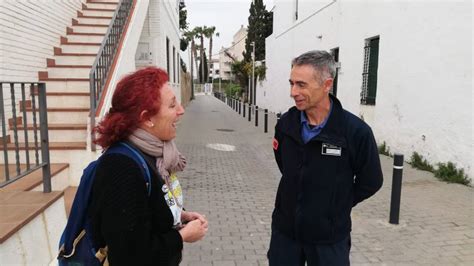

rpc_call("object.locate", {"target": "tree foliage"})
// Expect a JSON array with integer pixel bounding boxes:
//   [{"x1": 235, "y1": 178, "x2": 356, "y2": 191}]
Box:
[
  {"x1": 179, "y1": 2, "x2": 189, "y2": 52},
  {"x1": 230, "y1": 60, "x2": 249, "y2": 91},
  {"x1": 179, "y1": 1, "x2": 188, "y2": 31},
  {"x1": 244, "y1": 0, "x2": 273, "y2": 62}
]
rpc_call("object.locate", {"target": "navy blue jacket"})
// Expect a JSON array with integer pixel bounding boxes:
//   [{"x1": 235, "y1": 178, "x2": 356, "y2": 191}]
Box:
[{"x1": 272, "y1": 95, "x2": 383, "y2": 244}]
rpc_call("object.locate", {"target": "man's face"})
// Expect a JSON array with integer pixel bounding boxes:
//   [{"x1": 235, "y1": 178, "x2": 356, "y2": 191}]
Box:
[{"x1": 289, "y1": 65, "x2": 331, "y2": 111}]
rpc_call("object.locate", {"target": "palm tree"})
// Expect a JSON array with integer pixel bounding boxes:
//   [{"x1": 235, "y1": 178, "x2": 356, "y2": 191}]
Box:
[
  {"x1": 203, "y1": 26, "x2": 219, "y2": 82},
  {"x1": 183, "y1": 30, "x2": 197, "y2": 78},
  {"x1": 193, "y1": 26, "x2": 207, "y2": 83}
]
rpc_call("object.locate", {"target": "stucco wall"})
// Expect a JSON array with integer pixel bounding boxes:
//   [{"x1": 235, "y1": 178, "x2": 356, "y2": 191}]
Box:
[
  {"x1": 136, "y1": 0, "x2": 181, "y2": 102},
  {"x1": 258, "y1": 0, "x2": 473, "y2": 177}
]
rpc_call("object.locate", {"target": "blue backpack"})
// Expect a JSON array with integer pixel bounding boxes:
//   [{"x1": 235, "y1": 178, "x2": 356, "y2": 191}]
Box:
[{"x1": 57, "y1": 142, "x2": 151, "y2": 266}]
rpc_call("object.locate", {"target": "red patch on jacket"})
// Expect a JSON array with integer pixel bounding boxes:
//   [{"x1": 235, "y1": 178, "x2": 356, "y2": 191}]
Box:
[{"x1": 272, "y1": 138, "x2": 279, "y2": 150}]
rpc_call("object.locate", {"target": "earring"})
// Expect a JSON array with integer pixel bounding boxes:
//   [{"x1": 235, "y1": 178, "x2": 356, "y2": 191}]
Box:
[{"x1": 148, "y1": 121, "x2": 155, "y2": 128}]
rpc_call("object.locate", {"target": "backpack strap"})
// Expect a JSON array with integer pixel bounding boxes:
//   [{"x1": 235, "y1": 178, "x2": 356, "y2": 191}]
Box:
[{"x1": 106, "y1": 142, "x2": 152, "y2": 196}]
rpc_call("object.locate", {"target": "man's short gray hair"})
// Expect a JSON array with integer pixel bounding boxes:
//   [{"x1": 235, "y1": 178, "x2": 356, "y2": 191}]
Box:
[{"x1": 291, "y1": 50, "x2": 336, "y2": 83}]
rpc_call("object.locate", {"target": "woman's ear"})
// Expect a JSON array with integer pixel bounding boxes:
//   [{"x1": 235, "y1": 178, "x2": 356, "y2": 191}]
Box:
[{"x1": 139, "y1": 110, "x2": 155, "y2": 128}]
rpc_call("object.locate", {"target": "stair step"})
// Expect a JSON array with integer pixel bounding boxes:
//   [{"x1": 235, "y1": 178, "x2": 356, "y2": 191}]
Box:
[
  {"x1": 63, "y1": 34, "x2": 105, "y2": 44},
  {"x1": 40, "y1": 77, "x2": 89, "y2": 82},
  {"x1": 48, "y1": 64, "x2": 92, "y2": 68},
  {"x1": 67, "y1": 31, "x2": 105, "y2": 36},
  {"x1": 12, "y1": 124, "x2": 87, "y2": 143},
  {"x1": 24, "y1": 108, "x2": 89, "y2": 124},
  {"x1": 25, "y1": 107, "x2": 89, "y2": 112},
  {"x1": 1, "y1": 163, "x2": 68, "y2": 191},
  {"x1": 71, "y1": 25, "x2": 107, "y2": 34},
  {"x1": 42, "y1": 94, "x2": 90, "y2": 108},
  {"x1": 0, "y1": 190, "x2": 63, "y2": 244},
  {"x1": 44, "y1": 80, "x2": 89, "y2": 93},
  {"x1": 87, "y1": 0, "x2": 119, "y2": 3},
  {"x1": 60, "y1": 44, "x2": 100, "y2": 54},
  {"x1": 76, "y1": 17, "x2": 111, "y2": 26},
  {"x1": 85, "y1": 3, "x2": 118, "y2": 10},
  {"x1": 64, "y1": 186, "x2": 77, "y2": 217},
  {"x1": 73, "y1": 22, "x2": 108, "y2": 28},
  {"x1": 17, "y1": 124, "x2": 87, "y2": 130},
  {"x1": 81, "y1": 10, "x2": 115, "y2": 18},
  {"x1": 82, "y1": 3, "x2": 116, "y2": 12},
  {"x1": 46, "y1": 92, "x2": 90, "y2": 96},
  {"x1": 47, "y1": 67, "x2": 91, "y2": 79},
  {"x1": 0, "y1": 142, "x2": 87, "y2": 150}
]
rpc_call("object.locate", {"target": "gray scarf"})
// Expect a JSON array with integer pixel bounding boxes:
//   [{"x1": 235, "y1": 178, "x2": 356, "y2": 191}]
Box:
[{"x1": 128, "y1": 128, "x2": 186, "y2": 180}]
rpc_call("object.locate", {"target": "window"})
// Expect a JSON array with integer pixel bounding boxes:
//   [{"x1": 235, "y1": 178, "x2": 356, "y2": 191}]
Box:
[
  {"x1": 177, "y1": 54, "x2": 180, "y2": 83},
  {"x1": 361, "y1": 36, "x2": 380, "y2": 105},
  {"x1": 166, "y1": 38, "x2": 170, "y2": 76},
  {"x1": 173, "y1": 46, "x2": 176, "y2": 83},
  {"x1": 330, "y1": 47, "x2": 339, "y2": 97}
]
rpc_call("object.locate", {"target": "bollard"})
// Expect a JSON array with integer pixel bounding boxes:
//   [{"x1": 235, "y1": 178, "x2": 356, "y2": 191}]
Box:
[
  {"x1": 264, "y1": 109, "x2": 268, "y2": 133},
  {"x1": 248, "y1": 104, "x2": 252, "y2": 122},
  {"x1": 255, "y1": 106, "x2": 259, "y2": 127},
  {"x1": 389, "y1": 153, "x2": 404, "y2": 224},
  {"x1": 238, "y1": 100, "x2": 241, "y2": 114},
  {"x1": 243, "y1": 103, "x2": 246, "y2": 117}
]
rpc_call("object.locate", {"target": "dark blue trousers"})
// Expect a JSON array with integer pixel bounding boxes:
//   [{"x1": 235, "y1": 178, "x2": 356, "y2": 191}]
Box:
[{"x1": 267, "y1": 229, "x2": 351, "y2": 266}]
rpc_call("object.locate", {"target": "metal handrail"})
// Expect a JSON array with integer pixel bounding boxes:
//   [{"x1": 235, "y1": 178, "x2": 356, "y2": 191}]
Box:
[
  {"x1": 0, "y1": 82, "x2": 51, "y2": 192},
  {"x1": 89, "y1": 0, "x2": 133, "y2": 151}
]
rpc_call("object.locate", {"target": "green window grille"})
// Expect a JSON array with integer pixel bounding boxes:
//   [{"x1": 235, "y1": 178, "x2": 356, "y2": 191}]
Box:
[{"x1": 361, "y1": 36, "x2": 379, "y2": 105}]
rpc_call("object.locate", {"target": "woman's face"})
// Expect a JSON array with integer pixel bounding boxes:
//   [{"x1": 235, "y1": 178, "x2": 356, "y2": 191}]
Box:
[{"x1": 148, "y1": 83, "x2": 185, "y2": 141}]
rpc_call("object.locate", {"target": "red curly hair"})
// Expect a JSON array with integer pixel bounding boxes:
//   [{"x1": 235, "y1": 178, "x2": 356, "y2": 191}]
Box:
[{"x1": 94, "y1": 67, "x2": 169, "y2": 148}]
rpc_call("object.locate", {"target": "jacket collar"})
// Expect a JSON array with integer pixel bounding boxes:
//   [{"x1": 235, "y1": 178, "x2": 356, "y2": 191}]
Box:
[{"x1": 280, "y1": 94, "x2": 347, "y2": 148}]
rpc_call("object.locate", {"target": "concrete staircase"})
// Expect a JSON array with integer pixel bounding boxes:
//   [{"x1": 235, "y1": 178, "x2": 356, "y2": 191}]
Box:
[
  {"x1": 38, "y1": 1, "x2": 117, "y2": 150},
  {"x1": 1, "y1": 1, "x2": 118, "y2": 265}
]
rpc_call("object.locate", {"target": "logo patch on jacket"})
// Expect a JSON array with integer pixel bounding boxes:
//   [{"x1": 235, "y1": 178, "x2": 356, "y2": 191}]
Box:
[
  {"x1": 321, "y1": 143, "x2": 341, "y2": 156},
  {"x1": 272, "y1": 138, "x2": 279, "y2": 150}
]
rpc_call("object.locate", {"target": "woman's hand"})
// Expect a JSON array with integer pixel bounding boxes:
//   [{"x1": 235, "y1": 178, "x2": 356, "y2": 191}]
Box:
[
  {"x1": 178, "y1": 219, "x2": 208, "y2": 243},
  {"x1": 181, "y1": 211, "x2": 208, "y2": 228}
]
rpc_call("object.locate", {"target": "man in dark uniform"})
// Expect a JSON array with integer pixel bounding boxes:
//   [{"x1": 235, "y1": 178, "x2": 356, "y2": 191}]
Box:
[{"x1": 268, "y1": 50, "x2": 383, "y2": 265}]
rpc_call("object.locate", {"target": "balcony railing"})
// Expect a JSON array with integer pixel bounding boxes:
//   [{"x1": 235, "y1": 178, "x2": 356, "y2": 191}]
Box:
[
  {"x1": 0, "y1": 82, "x2": 51, "y2": 192},
  {"x1": 89, "y1": 0, "x2": 133, "y2": 151}
]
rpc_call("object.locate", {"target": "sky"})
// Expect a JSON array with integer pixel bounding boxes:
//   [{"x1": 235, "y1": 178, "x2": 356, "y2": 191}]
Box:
[{"x1": 182, "y1": 0, "x2": 274, "y2": 62}]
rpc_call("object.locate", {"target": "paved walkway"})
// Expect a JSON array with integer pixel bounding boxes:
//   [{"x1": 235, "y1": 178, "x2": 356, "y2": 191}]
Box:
[{"x1": 175, "y1": 94, "x2": 474, "y2": 266}]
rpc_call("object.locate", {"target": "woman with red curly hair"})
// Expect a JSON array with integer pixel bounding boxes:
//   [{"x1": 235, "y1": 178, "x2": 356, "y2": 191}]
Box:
[{"x1": 90, "y1": 67, "x2": 208, "y2": 265}]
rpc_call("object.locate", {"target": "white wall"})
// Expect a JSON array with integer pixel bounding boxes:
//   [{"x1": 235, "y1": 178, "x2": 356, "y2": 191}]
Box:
[
  {"x1": 99, "y1": 0, "x2": 150, "y2": 120},
  {"x1": 218, "y1": 46, "x2": 232, "y2": 80},
  {"x1": 231, "y1": 26, "x2": 247, "y2": 61},
  {"x1": 0, "y1": 0, "x2": 83, "y2": 81},
  {"x1": 136, "y1": 0, "x2": 181, "y2": 102},
  {"x1": 258, "y1": 0, "x2": 473, "y2": 178}
]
